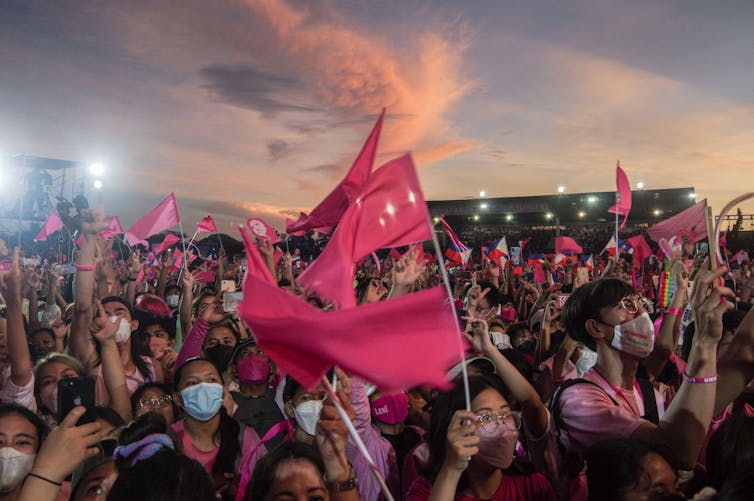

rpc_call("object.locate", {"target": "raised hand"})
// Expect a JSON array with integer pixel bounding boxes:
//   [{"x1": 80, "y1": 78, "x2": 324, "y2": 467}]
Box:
[
  {"x1": 393, "y1": 246, "x2": 426, "y2": 290},
  {"x1": 463, "y1": 316, "x2": 495, "y2": 355},
  {"x1": 92, "y1": 299, "x2": 126, "y2": 345},
  {"x1": 691, "y1": 259, "x2": 733, "y2": 347},
  {"x1": 443, "y1": 410, "x2": 480, "y2": 472},
  {"x1": 78, "y1": 208, "x2": 107, "y2": 237},
  {"x1": 0, "y1": 248, "x2": 23, "y2": 302}
]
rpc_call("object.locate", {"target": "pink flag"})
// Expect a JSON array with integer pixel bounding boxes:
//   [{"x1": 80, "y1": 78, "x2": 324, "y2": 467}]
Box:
[
  {"x1": 194, "y1": 270, "x2": 216, "y2": 284},
  {"x1": 155, "y1": 233, "x2": 181, "y2": 254},
  {"x1": 608, "y1": 162, "x2": 632, "y2": 229},
  {"x1": 197, "y1": 215, "x2": 217, "y2": 234},
  {"x1": 285, "y1": 217, "x2": 306, "y2": 237},
  {"x1": 34, "y1": 211, "x2": 65, "y2": 241},
  {"x1": 389, "y1": 248, "x2": 401, "y2": 261},
  {"x1": 297, "y1": 153, "x2": 432, "y2": 308},
  {"x1": 647, "y1": 199, "x2": 708, "y2": 244},
  {"x1": 172, "y1": 248, "x2": 183, "y2": 270},
  {"x1": 240, "y1": 233, "x2": 464, "y2": 391},
  {"x1": 126, "y1": 193, "x2": 181, "y2": 246},
  {"x1": 626, "y1": 235, "x2": 653, "y2": 271},
  {"x1": 246, "y1": 218, "x2": 282, "y2": 244},
  {"x1": 286, "y1": 109, "x2": 385, "y2": 234},
  {"x1": 554, "y1": 236, "x2": 583, "y2": 255},
  {"x1": 101, "y1": 216, "x2": 124, "y2": 239}
]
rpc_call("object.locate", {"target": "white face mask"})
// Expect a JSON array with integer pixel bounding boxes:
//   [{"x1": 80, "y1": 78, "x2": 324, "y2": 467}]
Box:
[
  {"x1": 491, "y1": 331, "x2": 512, "y2": 350},
  {"x1": 293, "y1": 400, "x2": 323, "y2": 436},
  {"x1": 610, "y1": 312, "x2": 655, "y2": 358},
  {"x1": 40, "y1": 383, "x2": 58, "y2": 415},
  {"x1": 576, "y1": 346, "x2": 598, "y2": 376},
  {"x1": 166, "y1": 295, "x2": 180, "y2": 308},
  {"x1": 108, "y1": 316, "x2": 132, "y2": 344},
  {"x1": 0, "y1": 448, "x2": 36, "y2": 492}
]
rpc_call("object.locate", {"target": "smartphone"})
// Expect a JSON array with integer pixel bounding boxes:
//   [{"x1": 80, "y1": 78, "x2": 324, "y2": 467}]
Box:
[
  {"x1": 57, "y1": 377, "x2": 95, "y2": 424},
  {"x1": 223, "y1": 292, "x2": 244, "y2": 313},
  {"x1": 220, "y1": 280, "x2": 236, "y2": 293}
]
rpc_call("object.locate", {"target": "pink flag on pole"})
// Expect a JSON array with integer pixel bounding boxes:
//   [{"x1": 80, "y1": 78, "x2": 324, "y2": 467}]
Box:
[
  {"x1": 101, "y1": 217, "x2": 124, "y2": 239},
  {"x1": 296, "y1": 153, "x2": 432, "y2": 308},
  {"x1": 608, "y1": 162, "x2": 632, "y2": 229},
  {"x1": 34, "y1": 211, "x2": 65, "y2": 241},
  {"x1": 125, "y1": 193, "x2": 181, "y2": 246},
  {"x1": 155, "y1": 233, "x2": 181, "y2": 254},
  {"x1": 285, "y1": 218, "x2": 306, "y2": 237},
  {"x1": 286, "y1": 109, "x2": 385, "y2": 234},
  {"x1": 646, "y1": 199, "x2": 708, "y2": 244},
  {"x1": 554, "y1": 236, "x2": 583, "y2": 255},
  {"x1": 246, "y1": 218, "x2": 282, "y2": 244},
  {"x1": 239, "y1": 232, "x2": 464, "y2": 391},
  {"x1": 197, "y1": 215, "x2": 217, "y2": 234},
  {"x1": 626, "y1": 234, "x2": 653, "y2": 271}
]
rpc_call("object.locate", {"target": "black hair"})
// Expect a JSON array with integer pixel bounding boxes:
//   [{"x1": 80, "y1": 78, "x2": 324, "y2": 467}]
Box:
[
  {"x1": 506, "y1": 323, "x2": 529, "y2": 346},
  {"x1": 94, "y1": 298, "x2": 153, "y2": 383},
  {"x1": 245, "y1": 441, "x2": 324, "y2": 501},
  {"x1": 172, "y1": 357, "x2": 241, "y2": 479},
  {"x1": 714, "y1": 460, "x2": 754, "y2": 501},
  {"x1": 706, "y1": 416, "x2": 754, "y2": 490},
  {"x1": 477, "y1": 281, "x2": 504, "y2": 309},
  {"x1": 561, "y1": 278, "x2": 636, "y2": 351},
  {"x1": 425, "y1": 374, "x2": 520, "y2": 490},
  {"x1": 0, "y1": 404, "x2": 47, "y2": 452},
  {"x1": 81, "y1": 406, "x2": 126, "y2": 429},
  {"x1": 205, "y1": 320, "x2": 241, "y2": 345},
  {"x1": 165, "y1": 284, "x2": 181, "y2": 295},
  {"x1": 131, "y1": 382, "x2": 179, "y2": 417},
  {"x1": 501, "y1": 348, "x2": 533, "y2": 383},
  {"x1": 193, "y1": 291, "x2": 217, "y2": 317},
  {"x1": 585, "y1": 438, "x2": 677, "y2": 501},
  {"x1": 30, "y1": 327, "x2": 55, "y2": 343},
  {"x1": 108, "y1": 413, "x2": 215, "y2": 501},
  {"x1": 282, "y1": 370, "x2": 334, "y2": 405},
  {"x1": 101, "y1": 296, "x2": 135, "y2": 321},
  {"x1": 355, "y1": 276, "x2": 386, "y2": 305}
]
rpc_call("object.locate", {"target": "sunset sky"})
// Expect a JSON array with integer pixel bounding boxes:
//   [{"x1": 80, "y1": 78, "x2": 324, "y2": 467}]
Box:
[{"x1": 2, "y1": 0, "x2": 753, "y2": 231}]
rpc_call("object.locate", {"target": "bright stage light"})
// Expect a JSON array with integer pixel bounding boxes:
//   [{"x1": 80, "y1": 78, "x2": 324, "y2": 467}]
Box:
[
  {"x1": 505, "y1": 214, "x2": 513, "y2": 222},
  {"x1": 432, "y1": 216, "x2": 439, "y2": 223},
  {"x1": 93, "y1": 179, "x2": 103, "y2": 190},
  {"x1": 473, "y1": 214, "x2": 480, "y2": 221},
  {"x1": 578, "y1": 211, "x2": 586, "y2": 218},
  {"x1": 89, "y1": 162, "x2": 105, "y2": 176},
  {"x1": 480, "y1": 203, "x2": 488, "y2": 209},
  {"x1": 479, "y1": 190, "x2": 486, "y2": 198},
  {"x1": 689, "y1": 192, "x2": 696, "y2": 199},
  {"x1": 637, "y1": 182, "x2": 645, "y2": 189},
  {"x1": 587, "y1": 196, "x2": 597, "y2": 204},
  {"x1": 545, "y1": 212, "x2": 554, "y2": 220},
  {"x1": 557, "y1": 186, "x2": 566, "y2": 194}
]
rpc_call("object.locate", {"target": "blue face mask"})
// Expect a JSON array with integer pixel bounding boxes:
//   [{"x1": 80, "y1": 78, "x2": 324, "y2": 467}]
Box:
[{"x1": 180, "y1": 382, "x2": 223, "y2": 421}]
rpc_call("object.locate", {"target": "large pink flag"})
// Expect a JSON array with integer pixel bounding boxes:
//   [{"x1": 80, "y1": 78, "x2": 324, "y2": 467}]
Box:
[
  {"x1": 196, "y1": 215, "x2": 217, "y2": 234},
  {"x1": 647, "y1": 199, "x2": 708, "y2": 244},
  {"x1": 296, "y1": 153, "x2": 432, "y2": 308},
  {"x1": 239, "y1": 232, "x2": 464, "y2": 391},
  {"x1": 125, "y1": 193, "x2": 181, "y2": 246},
  {"x1": 608, "y1": 162, "x2": 632, "y2": 229},
  {"x1": 554, "y1": 236, "x2": 583, "y2": 255},
  {"x1": 34, "y1": 211, "x2": 65, "y2": 241},
  {"x1": 155, "y1": 233, "x2": 181, "y2": 254},
  {"x1": 286, "y1": 109, "x2": 385, "y2": 234}
]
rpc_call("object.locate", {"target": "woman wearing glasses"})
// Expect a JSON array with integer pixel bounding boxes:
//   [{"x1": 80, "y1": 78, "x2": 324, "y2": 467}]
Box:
[{"x1": 405, "y1": 317, "x2": 554, "y2": 500}]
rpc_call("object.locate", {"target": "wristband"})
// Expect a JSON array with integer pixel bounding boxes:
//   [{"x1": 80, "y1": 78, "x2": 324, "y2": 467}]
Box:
[
  {"x1": 27, "y1": 472, "x2": 63, "y2": 487},
  {"x1": 74, "y1": 263, "x2": 96, "y2": 271},
  {"x1": 665, "y1": 308, "x2": 682, "y2": 316},
  {"x1": 682, "y1": 372, "x2": 717, "y2": 384}
]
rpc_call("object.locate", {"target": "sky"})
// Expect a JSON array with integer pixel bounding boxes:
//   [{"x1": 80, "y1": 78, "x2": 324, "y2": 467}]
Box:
[{"x1": 1, "y1": 0, "x2": 753, "y2": 232}]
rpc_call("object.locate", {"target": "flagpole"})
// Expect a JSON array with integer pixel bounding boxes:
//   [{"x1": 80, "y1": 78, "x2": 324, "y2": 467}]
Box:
[
  {"x1": 428, "y1": 217, "x2": 472, "y2": 412},
  {"x1": 178, "y1": 228, "x2": 199, "y2": 283},
  {"x1": 614, "y1": 191, "x2": 620, "y2": 263}
]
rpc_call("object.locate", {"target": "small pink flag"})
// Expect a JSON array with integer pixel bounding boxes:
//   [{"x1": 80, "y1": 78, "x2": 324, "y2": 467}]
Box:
[
  {"x1": 554, "y1": 236, "x2": 583, "y2": 255},
  {"x1": 194, "y1": 270, "x2": 216, "y2": 284},
  {"x1": 285, "y1": 217, "x2": 306, "y2": 237},
  {"x1": 626, "y1": 235, "x2": 653, "y2": 271},
  {"x1": 155, "y1": 233, "x2": 181, "y2": 254},
  {"x1": 172, "y1": 248, "x2": 183, "y2": 270},
  {"x1": 197, "y1": 215, "x2": 217, "y2": 234},
  {"x1": 608, "y1": 162, "x2": 632, "y2": 229},
  {"x1": 101, "y1": 216, "x2": 124, "y2": 239},
  {"x1": 286, "y1": 109, "x2": 385, "y2": 234},
  {"x1": 126, "y1": 193, "x2": 181, "y2": 246},
  {"x1": 239, "y1": 233, "x2": 464, "y2": 391},
  {"x1": 296, "y1": 153, "x2": 432, "y2": 308},
  {"x1": 246, "y1": 218, "x2": 282, "y2": 244},
  {"x1": 34, "y1": 211, "x2": 65, "y2": 241}
]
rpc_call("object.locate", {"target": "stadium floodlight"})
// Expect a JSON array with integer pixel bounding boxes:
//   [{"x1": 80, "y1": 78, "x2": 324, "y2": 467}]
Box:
[
  {"x1": 432, "y1": 216, "x2": 440, "y2": 223},
  {"x1": 587, "y1": 196, "x2": 598, "y2": 204},
  {"x1": 89, "y1": 162, "x2": 105, "y2": 176},
  {"x1": 557, "y1": 186, "x2": 566, "y2": 194},
  {"x1": 637, "y1": 182, "x2": 645, "y2": 189},
  {"x1": 578, "y1": 211, "x2": 586, "y2": 218},
  {"x1": 545, "y1": 212, "x2": 554, "y2": 220},
  {"x1": 93, "y1": 179, "x2": 103, "y2": 190},
  {"x1": 505, "y1": 214, "x2": 513, "y2": 222},
  {"x1": 653, "y1": 209, "x2": 662, "y2": 216},
  {"x1": 473, "y1": 214, "x2": 480, "y2": 221},
  {"x1": 479, "y1": 190, "x2": 486, "y2": 198},
  {"x1": 480, "y1": 203, "x2": 488, "y2": 209},
  {"x1": 689, "y1": 192, "x2": 696, "y2": 199}
]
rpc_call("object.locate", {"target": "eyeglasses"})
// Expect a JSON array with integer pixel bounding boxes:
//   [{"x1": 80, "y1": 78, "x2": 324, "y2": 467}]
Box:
[
  {"x1": 617, "y1": 296, "x2": 652, "y2": 314},
  {"x1": 137, "y1": 395, "x2": 173, "y2": 408},
  {"x1": 476, "y1": 411, "x2": 521, "y2": 432}
]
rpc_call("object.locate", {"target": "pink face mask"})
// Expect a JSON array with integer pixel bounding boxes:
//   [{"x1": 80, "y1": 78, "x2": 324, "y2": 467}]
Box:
[
  {"x1": 501, "y1": 306, "x2": 517, "y2": 322},
  {"x1": 475, "y1": 421, "x2": 518, "y2": 469},
  {"x1": 236, "y1": 354, "x2": 270, "y2": 385},
  {"x1": 370, "y1": 393, "x2": 409, "y2": 425}
]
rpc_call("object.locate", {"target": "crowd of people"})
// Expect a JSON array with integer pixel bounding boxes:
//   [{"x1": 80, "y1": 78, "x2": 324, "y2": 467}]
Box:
[{"x1": 1, "y1": 205, "x2": 754, "y2": 501}]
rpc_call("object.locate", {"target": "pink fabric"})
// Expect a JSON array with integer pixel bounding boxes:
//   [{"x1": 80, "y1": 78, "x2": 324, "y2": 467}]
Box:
[
  {"x1": 101, "y1": 216, "x2": 124, "y2": 239},
  {"x1": 297, "y1": 153, "x2": 432, "y2": 308},
  {"x1": 95, "y1": 357, "x2": 155, "y2": 406},
  {"x1": 197, "y1": 215, "x2": 217, "y2": 234},
  {"x1": 126, "y1": 193, "x2": 181, "y2": 246},
  {"x1": 155, "y1": 233, "x2": 181, "y2": 254},
  {"x1": 287, "y1": 109, "x2": 384, "y2": 234},
  {"x1": 246, "y1": 217, "x2": 282, "y2": 244},
  {"x1": 34, "y1": 211, "x2": 64, "y2": 241},
  {"x1": 554, "y1": 368, "x2": 665, "y2": 454},
  {"x1": 174, "y1": 317, "x2": 211, "y2": 370},
  {"x1": 608, "y1": 163, "x2": 632, "y2": 229},
  {"x1": 626, "y1": 235, "x2": 654, "y2": 271},
  {"x1": 406, "y1": 472, "x2": 554, "y2": 501},
  {"x1": 239, "y1": 232, "x2": 465, "y2": 391},
  {"x1": 555, "y1": 236, "x2": 583, "y2": 255},
  {"x1": 647, "y1": 199, "x2": 708, "y2": 244}
]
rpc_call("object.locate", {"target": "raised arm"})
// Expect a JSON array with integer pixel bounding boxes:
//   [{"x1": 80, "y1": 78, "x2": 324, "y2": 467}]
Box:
[
  {"x1": 2, "y1": 249, "x2": 33, "y2": 387},
  {"x1": 179, "y1": 268, "x2": 196, "y2": 337}
]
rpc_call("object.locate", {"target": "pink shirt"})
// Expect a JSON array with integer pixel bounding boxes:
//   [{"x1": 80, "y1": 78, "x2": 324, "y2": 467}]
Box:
[
  {"x1": 406, "y1": 472, "x2": 554, "y2": 501},
  {"x1": 94, "y1": 357, "x2": 156, "y2": 407},
  {"x1": 554, "y1": 368, "x2": 665, "y2": 454}
]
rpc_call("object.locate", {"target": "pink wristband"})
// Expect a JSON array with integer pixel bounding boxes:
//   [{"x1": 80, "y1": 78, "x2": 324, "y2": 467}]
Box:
[
  {"x1": 74, "y1": 263, "x2": 96, "y2": 271},
  {"x1": 682, "y1": 372, "x2": 717, "y2": 384},
  {"x1": 665, "y1": 308, "x2": 682, "y2": 316}
]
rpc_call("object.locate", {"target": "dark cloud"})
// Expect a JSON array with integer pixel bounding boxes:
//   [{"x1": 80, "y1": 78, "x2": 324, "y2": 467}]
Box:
[
  {"x1": 267, "y1": 139, "x2": 291, "y2": 160},
  {"x1": 199, "y1": 63, "x2": 314, "y2": 116}
]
